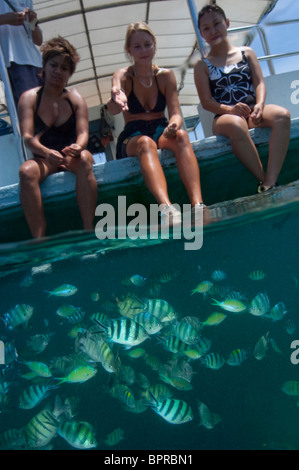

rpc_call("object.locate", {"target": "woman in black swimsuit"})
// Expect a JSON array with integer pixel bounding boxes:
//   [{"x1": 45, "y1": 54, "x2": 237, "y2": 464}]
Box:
[
  {"x1": 194, "y1": 4, "x2": 290, "y2": 192},
  {"x1": 18, "y1": 36, "x2": 98, "y2": 238},
  {"x1": 107, "y1": 22, "x2": 204, "y2": 225}
]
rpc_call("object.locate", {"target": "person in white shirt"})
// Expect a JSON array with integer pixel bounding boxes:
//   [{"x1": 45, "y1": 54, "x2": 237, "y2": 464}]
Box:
[{"x1": 0, "y1": 0, "x2": 43, "y2": 106}]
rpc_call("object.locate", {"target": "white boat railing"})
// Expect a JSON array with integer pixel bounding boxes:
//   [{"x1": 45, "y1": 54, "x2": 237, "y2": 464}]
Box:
[{"x1": 187, "y1": 0, "x2": 299, "y2": 75}]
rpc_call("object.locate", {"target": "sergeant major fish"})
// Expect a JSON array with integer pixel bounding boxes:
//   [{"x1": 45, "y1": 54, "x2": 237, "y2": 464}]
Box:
[
  {"x1": 173, "y1": 321, "x2": 201, "y2": 345},
  {"x1": 133, "y1": 312, "x2": 163, "y2": 335},
  {"x1": 19, "y1": 383, "x2": 59, "y2": 410},
  {"x1": 144, "y1": 298, "x2": 177, "y2": 322},
  {"x1": 3, "y1": 304, "x2": 34, "y2": 330},
  {"x1": 248, "y1": 270, "x2": 266, "y2": 281},
  {"x1": 253, "y1": 332, "x2": 270, "y2": 360},
  {"x1": 281, "y1": 380, "x2": 299, "y2": 396},
  {"x1": 197, "y1": 400, "x2": 221, "y2": 429},
  {"x1": 200, "y1": 352, "x2": 225, "y2": 370},
  {"x1": 76, "y1": 328, "x2": 120, "y2": 373},
  {"x1": 105, "y1": 427, "x2": 125, "y2": 447},
  {"x1": 94, "y1": 317, "x2": 149, "y2": 348},
  {"x1": 248, "y1": 293, "x2": 270, "y2": 316},
  {"x1": 0, "y1": 428, "x2": 25, "y2": 450},
  {"x1": 24, "y1": 397, "x2": 66, "y2": 448},
  {"x1": 226, "y1": 348, "x2": 248, "y2": 366},
  {"x1": 211, "y1": 270, "x2": 227, "y2": 281},
  {"x1": 148, "y1": 393, "x2": 193, "y2": 425},
  {"x1": 57, "y1": 420, "x2": 97, "y2": 449}
]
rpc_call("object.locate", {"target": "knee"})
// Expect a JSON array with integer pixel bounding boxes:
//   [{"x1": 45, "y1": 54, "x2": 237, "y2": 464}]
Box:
[
  {"x1": 79, "y1": 150, "x2": 95, "y2": 172},
  {"x1": 175, "y1": 129, "x2": 190, "y2": 146},
  {"x1": 136, "y1": 136, "x2": 157, "y2": 156},
  {"x1": 226, "y1": 116, "x2": 250, "y2": 140},
  {"x1": 175, "y1": 128, "x2": 189, "y2": 141},
  {"x1": 19, "y1": 161, "x2": 40, "y2": 184},
  {"x1": 275, "y1": 107, "x2": 291, "y2": 129}
]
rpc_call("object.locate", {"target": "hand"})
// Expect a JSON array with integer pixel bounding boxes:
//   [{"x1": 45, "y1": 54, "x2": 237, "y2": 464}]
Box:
[
  {"x1": 230, "y1": 102, "x2": 251, "y2": 118},
  {"x1": 163, "y1": 122, "x2": 178, "y2": 139},
  {"x1": 47, "y1": 150, "x2": 67, "y2": 169},
  {"x1": 250, "y1": 103, "x2": 264, "y2": 125},
  {"x1": 26, "y1": 9, "x2": 37, "y2": 24},
  {"x1": 62, "y1": 143, "x2": 82, "y2": 158},
  {"x1": 4, "y1": 11, "x2": 26, "y2": 26},
  {"x1": 111, "y1": 87, "x2": 128, "y2": 111}
]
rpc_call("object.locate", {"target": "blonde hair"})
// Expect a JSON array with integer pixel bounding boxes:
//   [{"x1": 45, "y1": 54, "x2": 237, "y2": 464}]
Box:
[{"x1": 125, "y1": 22, "x2": 157, "y2": 56}]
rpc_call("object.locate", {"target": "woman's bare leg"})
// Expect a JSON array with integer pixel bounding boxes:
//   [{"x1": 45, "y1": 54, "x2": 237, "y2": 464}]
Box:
[
  {"x1": 67, "y1": 150, "x2": 98, "y2": 230},
  {"x1": 126, "y1": 135, "x2": 172, "y2": 205},
  {"x1": 158, "y1": 129, "x2": 203, "y2": 206},
  {"x1": 213, "y1": 114, "x2": 265, "y2": 183},
  {"x1": 19, "y1": 159, "x2": 53, "y2": 238},
  {"x1": 250, "y1": 104, "x2": 290, "y2": 188}
]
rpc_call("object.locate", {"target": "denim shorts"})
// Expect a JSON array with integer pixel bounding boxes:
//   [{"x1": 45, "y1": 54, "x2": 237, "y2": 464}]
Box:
[{"x1": 116, "y1": 118, "x2": 168, "y2": 159}]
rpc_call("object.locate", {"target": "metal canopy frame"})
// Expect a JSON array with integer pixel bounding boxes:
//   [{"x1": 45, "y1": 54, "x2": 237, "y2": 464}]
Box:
[{"x1": 32, "y1": 0, "x2": 275, "y2": 111}]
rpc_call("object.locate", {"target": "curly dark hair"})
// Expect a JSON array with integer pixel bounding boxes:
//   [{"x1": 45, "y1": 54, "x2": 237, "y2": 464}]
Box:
[{"x1": 40, "y1": 36, "x2": 80, "y2": 76}]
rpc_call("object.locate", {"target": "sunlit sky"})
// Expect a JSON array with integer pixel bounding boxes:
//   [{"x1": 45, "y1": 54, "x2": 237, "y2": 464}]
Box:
[{"x1": 250, "y1": 0, "x2": 299, "y2": 75}]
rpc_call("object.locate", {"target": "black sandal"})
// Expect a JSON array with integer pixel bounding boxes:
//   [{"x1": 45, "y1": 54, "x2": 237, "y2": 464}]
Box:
[{"x1": 257, "y1": 182, "x2": 278, "y2": 194}]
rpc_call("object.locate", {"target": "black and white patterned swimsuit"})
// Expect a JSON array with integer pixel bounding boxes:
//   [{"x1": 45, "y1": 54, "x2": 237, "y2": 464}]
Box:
[{"x1": 203, "y1": 50, "x2": 256, "y2": 111}]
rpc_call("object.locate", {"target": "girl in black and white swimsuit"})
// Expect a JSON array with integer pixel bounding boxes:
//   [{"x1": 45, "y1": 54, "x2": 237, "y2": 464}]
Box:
[{"x1": 194, "y1": 4, "x2": 290, "y2": 193}]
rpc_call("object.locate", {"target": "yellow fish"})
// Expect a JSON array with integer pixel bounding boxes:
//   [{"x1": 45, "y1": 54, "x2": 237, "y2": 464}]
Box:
[
  {"x1": 191, "y1": 280, "x2": 213, "y2": 295},
  {"x1": 211, "y1": 298, "x2": 247, "y2": 313},
  {"x1": 56, "y1": 365, "x2": 97, "y2": 384},
  {"x1": 201, "y1": 312, "x2": 227, "y2": 326},
  {"x1": 45, "y1": 284, "x2": 77, "y2": 297}
]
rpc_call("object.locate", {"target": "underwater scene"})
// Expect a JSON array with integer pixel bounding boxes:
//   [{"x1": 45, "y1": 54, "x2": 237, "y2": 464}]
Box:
[{"x1": 0, "y1": 200, "x2": 299, "y2": 452}]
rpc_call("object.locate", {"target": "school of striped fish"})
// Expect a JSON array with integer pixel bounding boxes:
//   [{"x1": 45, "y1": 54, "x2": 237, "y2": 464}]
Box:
[{"x1": 0, "y1": 263, "x2": 296, "y2": 450}]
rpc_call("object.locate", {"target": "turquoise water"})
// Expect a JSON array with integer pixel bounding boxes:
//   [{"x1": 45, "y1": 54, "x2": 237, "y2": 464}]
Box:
[{"x1": 0, "y1": 198, "x2": 299, "y2": 451}]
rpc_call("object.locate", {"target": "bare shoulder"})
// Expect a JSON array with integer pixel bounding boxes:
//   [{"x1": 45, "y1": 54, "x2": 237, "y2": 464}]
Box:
[
  {"x1": 194, "y1": 58, "x2": 208, "y2": 70},
  {"x1": 114, "y1": 66, "x2": 132, "y2": 81},
  {"x1": 242, "y1": 46, "x2": 258, "y2": 60},
  {"x1": 156, "y1": 67, "x2": 176, "y2": 85},
  {"x1": 157, "y1": 67, "x2": 173, "y2": 77},
  {"x1": 194, "y1": 58, "x2": 209, "y2": 78},
  {"x1": 67, "y1": 87, "x2": 85, "y2": 105},
  {"x1": 156, "y1": 67, "x2": 170, "y2": 75},
  {"x1": 18, "y1": 86, "x2": 40, "y2": 108}
]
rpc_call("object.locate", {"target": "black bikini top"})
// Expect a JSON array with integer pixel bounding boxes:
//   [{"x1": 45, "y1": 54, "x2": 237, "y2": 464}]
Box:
[
  {"x1": 34, "y1": 87, "x2": 77, "y2": 153},
  {"x1": 127, "y1": 75, "x2": 166, "y2": 114}
]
